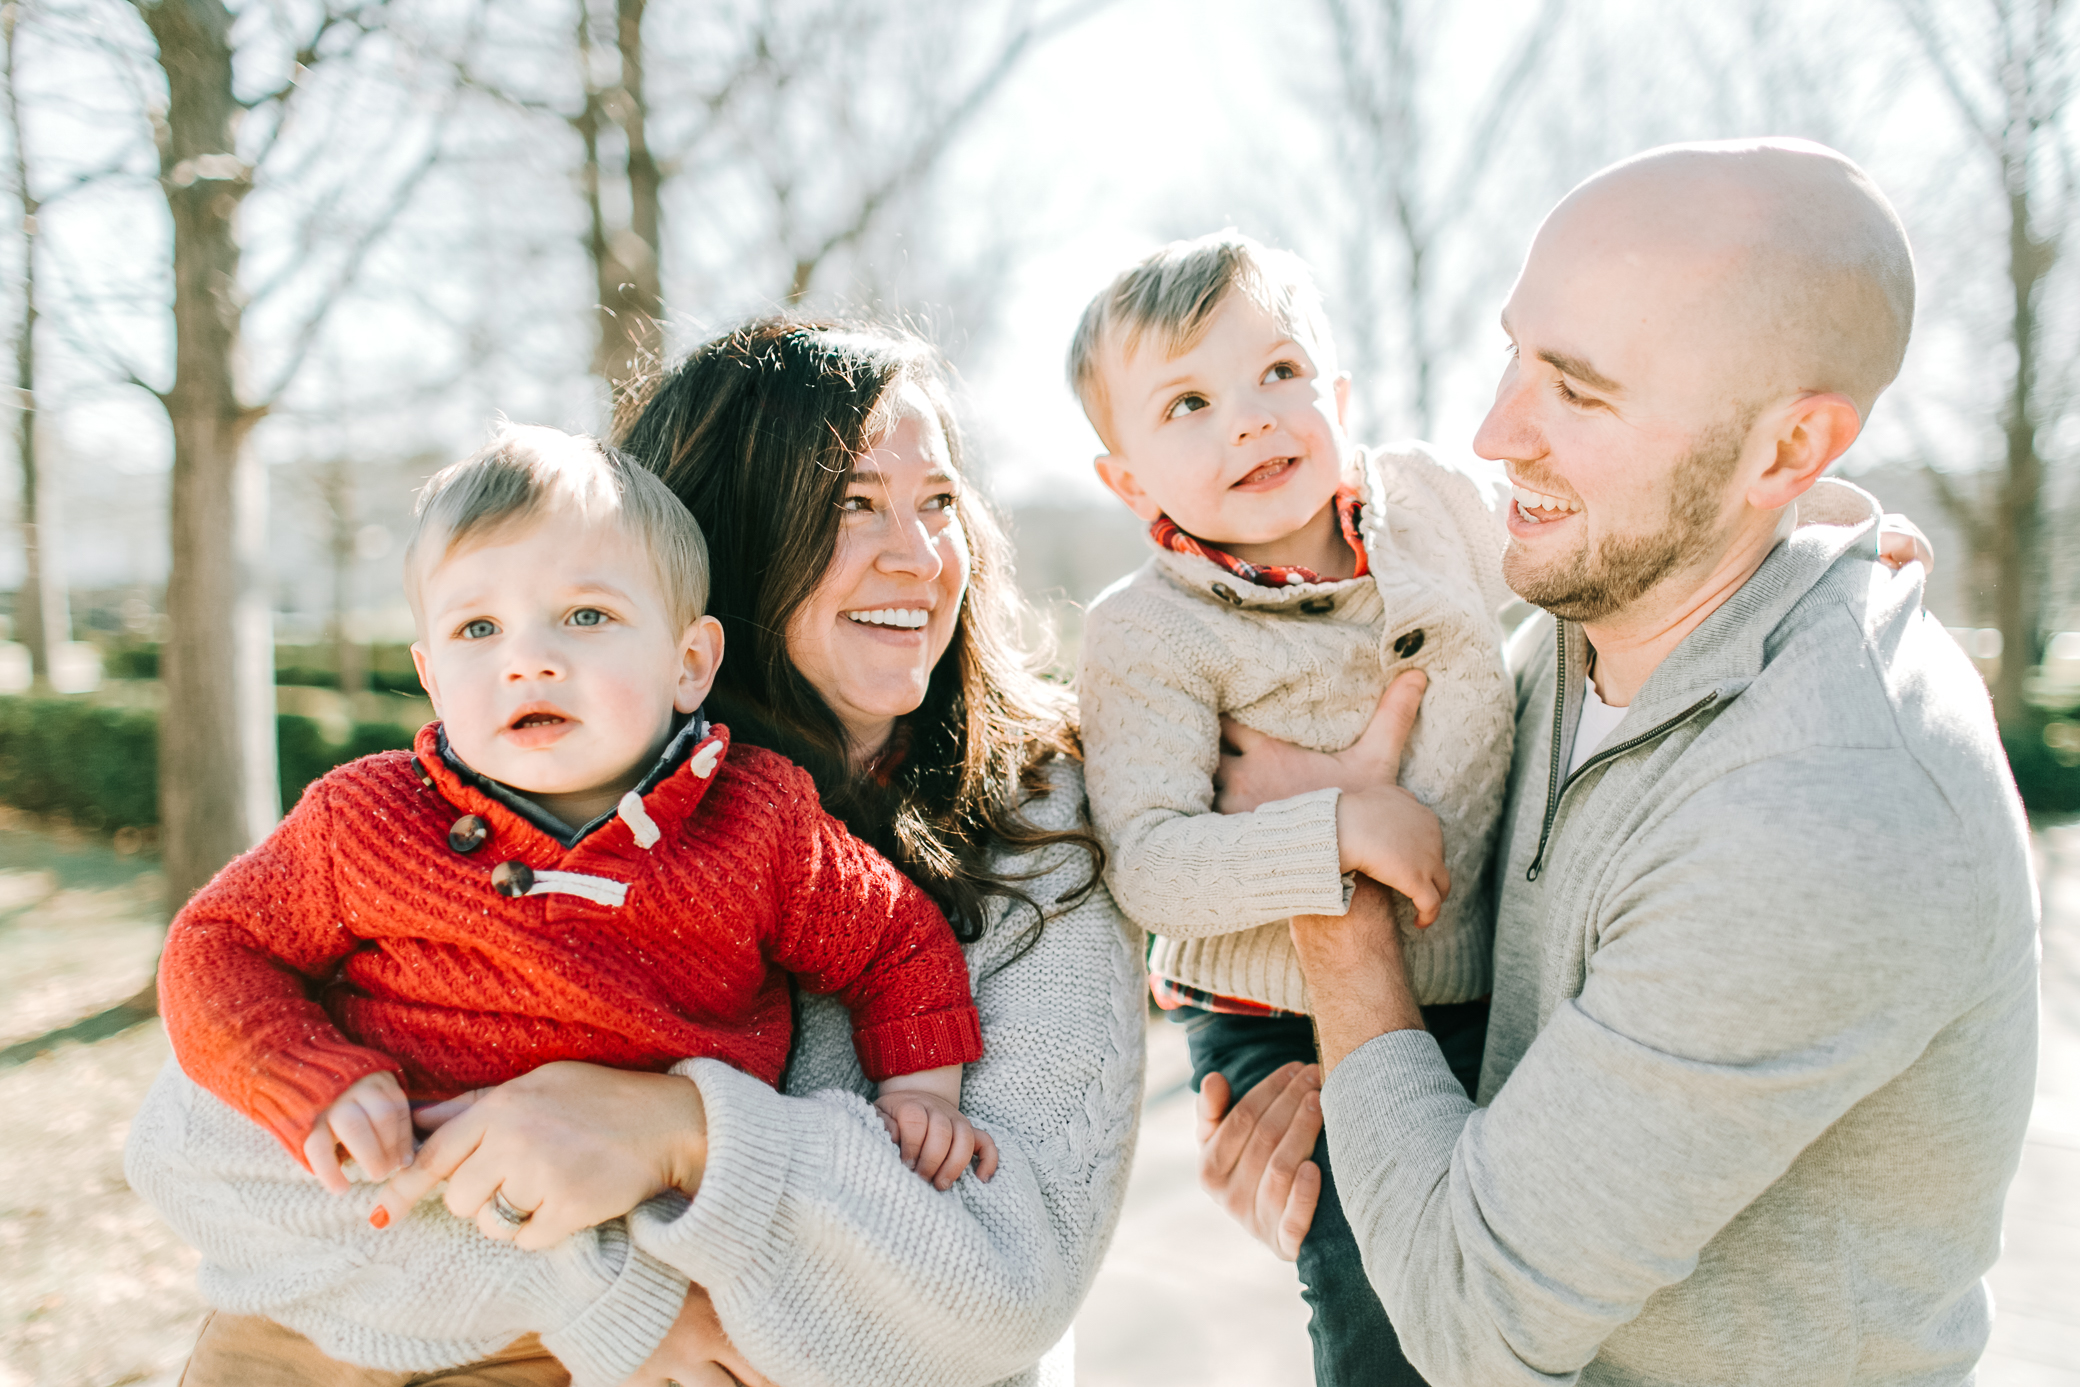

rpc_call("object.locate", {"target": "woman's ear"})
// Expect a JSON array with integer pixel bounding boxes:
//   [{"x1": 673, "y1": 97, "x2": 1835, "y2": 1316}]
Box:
[
  {"x1": 1094, "y1": 455, "x2": 1162, "y2": 522},
  {"x1": 674, "y1": 616, "x2": 726, "y2": 714},
  {"x1": 410, "y1": 642, "x2": 443, "y2": 718}
]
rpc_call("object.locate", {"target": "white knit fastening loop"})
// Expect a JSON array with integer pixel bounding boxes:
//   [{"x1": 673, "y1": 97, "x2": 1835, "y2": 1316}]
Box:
[
  {"x1": 526, "y1": 870, "x2": 628, "y2": 908},
  {"x1": 617, "y1": 791, "x2": 661, "y2": 848},
  {"x1": 689, "y1": 740, "x2": 723, "y2": 778}
]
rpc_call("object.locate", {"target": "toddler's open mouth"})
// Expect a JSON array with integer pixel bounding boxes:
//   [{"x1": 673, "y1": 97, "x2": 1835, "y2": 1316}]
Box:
[
  {"x1": 505, "y1": 704, "x2": 573, "y2": 733},
  {"x1": 1234, "y1": 457, "x2": 1298, "y2": 488}
]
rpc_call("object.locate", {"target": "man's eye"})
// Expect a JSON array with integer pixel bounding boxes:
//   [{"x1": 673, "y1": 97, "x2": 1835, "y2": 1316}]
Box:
[
  {"x1": 1263, "y1": 361, "x2": 1300, "y2": 383},
  {"x1": 568, "y1": 608, "x2": 607, "y2": 627},
  {"x1": 1553, "y1": 379, "x2": 1589, "y2": 406},
  {"x1": 460, "y1": 619, "x2": 497, "y2": 640},
  {"x1": 1165, "y1": 394, "x2": 1209, "y2": 421}
]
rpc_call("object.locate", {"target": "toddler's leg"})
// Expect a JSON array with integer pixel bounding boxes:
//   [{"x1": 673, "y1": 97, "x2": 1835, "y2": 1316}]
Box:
[{"x1": 1178, "y1": 1010, "x2": 1428, "y2": 1387}]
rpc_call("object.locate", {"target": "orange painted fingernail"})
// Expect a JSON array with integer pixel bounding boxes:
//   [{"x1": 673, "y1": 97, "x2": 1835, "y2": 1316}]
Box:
[{"x1": 369, "y1": 1206, "x2": 390, "y2": 1229}]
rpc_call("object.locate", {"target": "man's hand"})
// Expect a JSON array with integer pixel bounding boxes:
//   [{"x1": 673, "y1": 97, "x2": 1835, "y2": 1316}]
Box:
[
  {"x1": 1195, "y1": 1060, "x2": 1324, "y2": 1261},
  {"x1": 371, "y1": 1061, "x2": 706, "y2": 1249},
  {"x1": 305, "y1": 1070, "x2": 412, "y2": 1194},
  {"x1": 627, "y1": 1285, "x2": 777, "y2": 1387},
  {"x1": 1216, "y1": 670, "x2": 1428, "y2": 814}
]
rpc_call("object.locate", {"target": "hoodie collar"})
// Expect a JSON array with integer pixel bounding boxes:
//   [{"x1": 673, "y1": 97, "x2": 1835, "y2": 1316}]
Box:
[
  {"x1": 415, "y1": 710, "x2": 721, "y2": 854},
  {"x1": 1592, "y1": 483, "x2": 1885, "y2": 728}
]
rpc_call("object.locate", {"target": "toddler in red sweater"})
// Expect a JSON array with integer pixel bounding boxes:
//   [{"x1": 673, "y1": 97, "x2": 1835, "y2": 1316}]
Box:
[{"x1": 157, "y1": 425, "x2": 992, "y2": 1219}]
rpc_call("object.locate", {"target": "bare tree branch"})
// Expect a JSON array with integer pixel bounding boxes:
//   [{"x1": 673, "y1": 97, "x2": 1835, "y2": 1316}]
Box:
[{"x1": 1893, "y1": 0, "x2": 2002, "y2": 151}]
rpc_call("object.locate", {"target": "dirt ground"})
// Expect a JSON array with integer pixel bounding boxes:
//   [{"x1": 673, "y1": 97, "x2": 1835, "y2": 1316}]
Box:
[{"x1": 3, "y1": 819, "x2": 2075, "y2": 1387}]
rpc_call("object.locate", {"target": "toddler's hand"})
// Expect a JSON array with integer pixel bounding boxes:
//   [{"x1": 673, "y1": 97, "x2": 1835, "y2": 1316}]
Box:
[
  {"x1": 1335, "y1": 784, "x2": 1450, "y2": 927},
  {"x1": 306, "y1": 1070, "x2": 413, "y2": 1194},
  {"x1": 871, "y1": 1088, "x2": 998, "y2": 1190},
  {"x1": 1877, "y1": 513, "x2": 1934, "y2": 574}
]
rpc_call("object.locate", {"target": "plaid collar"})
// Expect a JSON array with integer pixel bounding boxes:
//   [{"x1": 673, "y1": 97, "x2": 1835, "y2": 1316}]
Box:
[{"x1": 1149, "y1": 485, "x2": 1369, "y2": 588}]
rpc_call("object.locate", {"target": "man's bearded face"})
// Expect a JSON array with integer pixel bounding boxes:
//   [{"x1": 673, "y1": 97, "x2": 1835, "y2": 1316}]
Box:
[{"x1": 1504, "y1": 413, "x2": 1749, "y2": 624}]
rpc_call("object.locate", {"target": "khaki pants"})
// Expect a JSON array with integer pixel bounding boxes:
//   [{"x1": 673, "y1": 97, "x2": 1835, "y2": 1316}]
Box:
[{"x1": 180, "y1": 1312, "x2": 572, "y2": 1387}]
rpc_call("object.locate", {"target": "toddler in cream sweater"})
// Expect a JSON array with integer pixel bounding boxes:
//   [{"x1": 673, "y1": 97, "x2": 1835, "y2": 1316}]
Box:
[{"x1": 1068, "y1": 230, "x2": 1515, "y2": 1386}]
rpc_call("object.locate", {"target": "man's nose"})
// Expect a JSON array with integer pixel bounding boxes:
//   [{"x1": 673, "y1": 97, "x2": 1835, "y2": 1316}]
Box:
[{"x1": 1473, "y1": 361, "x2": 1541, "y2": 464}]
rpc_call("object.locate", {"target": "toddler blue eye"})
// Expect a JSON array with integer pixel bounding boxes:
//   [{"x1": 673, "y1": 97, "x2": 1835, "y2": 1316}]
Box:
[
  {"x1": 461, "y1": 619, "x2": 497, "y2": 640},
  {"x1": 570, "y1": 608, "x2": 606, "y2": 627}
]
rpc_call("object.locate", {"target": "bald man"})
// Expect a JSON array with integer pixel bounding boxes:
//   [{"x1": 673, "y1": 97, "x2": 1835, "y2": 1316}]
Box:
[{"x1": 1202, "y1": 140, "x2": 2039, "y2": 1384}]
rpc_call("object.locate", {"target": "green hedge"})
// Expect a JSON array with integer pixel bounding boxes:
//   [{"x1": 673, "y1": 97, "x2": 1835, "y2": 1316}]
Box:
[{"x1": 0, "y1": 697, "x2": 415, "y2": 833}]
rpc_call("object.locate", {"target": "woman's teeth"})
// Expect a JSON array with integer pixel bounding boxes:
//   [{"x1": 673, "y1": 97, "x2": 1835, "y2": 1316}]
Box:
[
  {"x1": 846, "y1": 608, "x2": 929, "y2": 629},
  {"x1": 1512, "y1": 484, "x2": 1582, "y2": 521}
]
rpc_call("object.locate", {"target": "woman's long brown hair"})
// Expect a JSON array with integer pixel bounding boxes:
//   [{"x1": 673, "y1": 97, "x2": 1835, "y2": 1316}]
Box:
[{"x1": 614, "y1": 318, "x2": 1102, "y2": 943}]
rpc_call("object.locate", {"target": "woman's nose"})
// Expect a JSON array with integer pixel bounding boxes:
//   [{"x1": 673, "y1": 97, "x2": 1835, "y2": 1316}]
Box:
[{"x1": 876, "y1": 513, "x2": 944, "y2": 579}]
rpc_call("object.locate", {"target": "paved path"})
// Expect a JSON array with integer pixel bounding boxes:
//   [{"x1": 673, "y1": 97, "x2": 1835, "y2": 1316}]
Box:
[{"x1": 1076, "y1": 824, "x2": 2080, "y2": 1385}]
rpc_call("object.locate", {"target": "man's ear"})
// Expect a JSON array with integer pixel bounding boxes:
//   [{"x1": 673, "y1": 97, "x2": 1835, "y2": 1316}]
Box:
[
  {"x1": 1094, "y1": 455, "x2": 1163, "y2": 523},
  {"x1": 1749, "y1": 392, "x2": 1863, "y2": 511},
  {"x1": 409, "y1": 642, "x2": 442, "y2": 718},
  {"x1": 674, "y1": 616, "x2": 725, "y2": 714}
]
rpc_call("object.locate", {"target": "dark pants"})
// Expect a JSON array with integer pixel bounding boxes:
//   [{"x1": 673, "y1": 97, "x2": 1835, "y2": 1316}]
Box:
[{"x1": 1178, "y1": 1001, "x2": 1488, "y2": 1387}]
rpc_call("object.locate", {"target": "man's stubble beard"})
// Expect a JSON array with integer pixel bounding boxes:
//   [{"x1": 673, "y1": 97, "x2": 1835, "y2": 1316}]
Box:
[{"x1": 1503, "y1": 414, "x2": 1751, "y2": 624}]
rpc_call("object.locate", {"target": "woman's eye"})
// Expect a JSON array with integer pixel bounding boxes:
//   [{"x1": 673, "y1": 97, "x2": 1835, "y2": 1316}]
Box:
[
  {"x1": 460, "y1": 619, "x2": 497, "y2": 640},
  {"x1": 1165, "y1": 393, "x2": 1209, "y2": 421},
  {"x1": 839, "y1": 494, "x2": 875, "y2": 514},
  {"x1": 568, "y1": 608, "x2": 607, "y2": 627},
  {"x1": 1263, "y1": 361, "x2": 1300, "y2": 383},
  {"x1": 924, "y1": 491, "x2": 959, "y2": 513}
]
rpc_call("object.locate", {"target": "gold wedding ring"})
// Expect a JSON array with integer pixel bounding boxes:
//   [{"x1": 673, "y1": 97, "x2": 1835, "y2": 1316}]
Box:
[{"x1": 489, "y1": 1188, "x2": 533, "y2": 1229}]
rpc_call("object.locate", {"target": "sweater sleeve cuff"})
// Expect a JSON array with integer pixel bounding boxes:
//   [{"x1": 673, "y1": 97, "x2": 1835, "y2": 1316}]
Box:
[
  {"x1": 240, "y1": 1035, "x2": 405, "y2": 1164},
  {"x1": 630, "y1": 1058, "x2": 816, "y2": 1295},
  {"x1": 1319, "y1": 1029, "x2": 1473, "y2": 1256},
  {"x1": 852, "y1": 1004, "x2": 984, "y2": 1082},
  {"x1": 530, "y1": 1220, "x2": 690, "y2": 1387},
  {"x1": 1232, "y1": 788, "x2": 1350, "y2": 919}
]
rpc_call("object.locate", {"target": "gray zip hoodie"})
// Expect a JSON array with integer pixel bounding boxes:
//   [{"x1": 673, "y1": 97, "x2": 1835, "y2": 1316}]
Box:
[{"x1": 1321, "y1": 492, "x2": 2039, "y2": 1386}]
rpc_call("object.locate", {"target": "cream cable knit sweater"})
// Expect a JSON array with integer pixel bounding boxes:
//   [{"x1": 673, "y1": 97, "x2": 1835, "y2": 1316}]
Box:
[
  {"x1": 1079, "y1": 443, "x2": 1517, "y2": 1013},
  {"x1": 126, "y1": 762, "x2": 1144, "y2": 1387}
]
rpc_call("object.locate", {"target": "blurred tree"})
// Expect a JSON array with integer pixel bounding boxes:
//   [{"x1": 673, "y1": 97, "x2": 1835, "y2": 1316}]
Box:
[
  {"x1": 1316, "y1": 0, "x2": 1566, "y2": 440},
  {"x1": 120, "y1": 0, "x2": 455, "y2": 919},
  {"x1": 1895, "y1": 0, "x2": 2078, "y2": 724},
  {"x1": 2, "y1": 0, "x2": 70, "y2": 687}
]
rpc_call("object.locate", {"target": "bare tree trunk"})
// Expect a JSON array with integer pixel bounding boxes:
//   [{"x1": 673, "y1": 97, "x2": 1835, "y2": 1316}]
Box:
[
  {"x1": 3, "y1": 1, "x2": 63, "y2": 685},
  {"x1": 578, "y1": 0, "x2": 661, "y2": 398},
  {"x1": 319, "y1": 458, "x2": 364, "y2": 699},
  {"x1": 1992, "y1": 171, "x2": 2051, "y2": 723},
  {"x1": 141, "y1": 0, "x2": 279, "y2": 917}
]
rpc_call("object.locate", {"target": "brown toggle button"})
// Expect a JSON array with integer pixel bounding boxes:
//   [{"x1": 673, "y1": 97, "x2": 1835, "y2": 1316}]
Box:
[
  {"x1": 1210, "y1": 582, "x2": 1243, "y2": 607},
  {"x1": 447, "y1": 815, "x2": 490, "y2": 854},
  {"x1": 1393, "y1": 628, "x2": 1426, "y2": 659},
  {"x1": 1299, "y1": 596, "x2": 1335, "y2": 615},
  {"x1": 490, "y1": 860, "x2": 534, "y2": 897}
]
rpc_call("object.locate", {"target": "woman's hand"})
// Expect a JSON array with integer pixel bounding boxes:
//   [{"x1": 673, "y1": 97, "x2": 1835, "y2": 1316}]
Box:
[
  {"x1": 371, "y1": 1061, "x2": 707, "y2": 1250},
  {"x1": 627, "y1": 1286, "x2": 777, "y2": 1387},
  {"x1": 1216, "y1": 671, "x2": 1426, "y2": 814},
  {"x1": 1195, "y1": 1060, "x2": 1325, "y2": 1261}
]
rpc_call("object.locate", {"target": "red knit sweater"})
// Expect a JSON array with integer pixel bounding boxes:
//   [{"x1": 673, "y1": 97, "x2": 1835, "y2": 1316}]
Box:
[{"x1": 157, "y1": 722, "x2": 983, "y2": 1161}]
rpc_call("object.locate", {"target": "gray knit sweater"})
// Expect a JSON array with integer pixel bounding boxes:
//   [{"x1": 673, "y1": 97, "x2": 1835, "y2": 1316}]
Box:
[
  {"x1": 1321, "y1": 488, "x2": 2039, "y2": 1385},
  {"x1": 1078, "y1": 443, "x2": 1517, "y2": 1012},
  {"x1": 125, "y1": 762, "x2": 1145, "y2": 1387}
]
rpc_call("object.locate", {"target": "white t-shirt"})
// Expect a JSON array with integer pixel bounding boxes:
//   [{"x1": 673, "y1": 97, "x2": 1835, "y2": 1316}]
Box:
[{"x1": 1568, "y1": 675, "x2": 1629, "y2": 776}]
